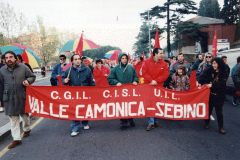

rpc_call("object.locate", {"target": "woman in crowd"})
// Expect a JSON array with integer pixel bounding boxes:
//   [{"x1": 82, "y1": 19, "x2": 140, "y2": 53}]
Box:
[
  {"x1": 198, "y1": 57, "x2": 227, "y2": 134},
  {"x1": 196, "y1": 52, "x2": 215, "y2": 80},
  {"x1": 196, "y1": 52, "x2": 216, "y2": 120}
]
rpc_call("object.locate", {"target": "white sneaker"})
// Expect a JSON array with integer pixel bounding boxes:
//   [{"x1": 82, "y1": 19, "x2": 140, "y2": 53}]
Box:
[
  {"x1": 84, "y1": 125, "x2": 89, "y2": 130},
  {"x1": 210, "y1": 115, "x2": 215, "y2": 121},
  {"x1": 71, "y1": 132, "x2": 79, "y2": 137},
  {"x1": 0, "y1": 107, "x2": 4, "y2": 113}
]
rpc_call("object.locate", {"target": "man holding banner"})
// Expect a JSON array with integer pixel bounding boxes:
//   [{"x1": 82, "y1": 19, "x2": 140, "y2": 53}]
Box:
[
  {"x1": 0, "y1": 51, "x2": 36, "y2": 149},
  {"x1": 107, "y1": 53, "x2": 138, "y2": 130},
  {"x1": 62, "y1": 54, "x2": 96, "y2": 137},
  {"x1": 142, "y1": 47, "x2": 169, "y2": 131}
]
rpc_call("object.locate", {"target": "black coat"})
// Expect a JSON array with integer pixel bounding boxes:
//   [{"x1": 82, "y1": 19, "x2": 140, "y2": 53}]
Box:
[
  {"x1": 198, "y1": 66, "x2": 227, "y2": 96},
  {"x1": 199, "y1": 66, "x2": 227, "y2": 107}
]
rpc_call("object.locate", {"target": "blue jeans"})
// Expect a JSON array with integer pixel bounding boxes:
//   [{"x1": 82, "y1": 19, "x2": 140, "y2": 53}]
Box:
[
  {"x1": 148, "y1": 117, "x2": 158, "y2": 125},
  {"x1": 71, "y1": 121, "x2": 89, "y2": 132}
]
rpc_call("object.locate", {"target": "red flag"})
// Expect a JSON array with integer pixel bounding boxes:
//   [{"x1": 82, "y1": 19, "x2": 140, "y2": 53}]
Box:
[
  {"x1": 62, "y1": 62, "x2": 72, "y2": 71},
  {"x1": 128, "y1": 53, "x2": 131, "y2": 63},
  {"x1": 154, "y1": 27, "x2": 160, "y2": 48},
  {"x1": 211, "y1": 31, "x2": 217, "y2": 57},
  {"x1": 142, "y1": 52, "x2": 145, "y2": 61},
  {"x1": 75, "y1": 32, "x2": 84, "y2": 56}
]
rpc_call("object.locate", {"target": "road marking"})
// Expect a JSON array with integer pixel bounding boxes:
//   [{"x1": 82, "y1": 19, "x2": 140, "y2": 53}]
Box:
[{"x1": 0, "y1": 117, "x2": 44, "y2": 158}]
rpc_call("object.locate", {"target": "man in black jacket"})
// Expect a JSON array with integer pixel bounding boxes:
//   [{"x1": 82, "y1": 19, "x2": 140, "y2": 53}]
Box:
[
  {"x1": 222, "y1": 56, "x2": 230, "y2": 101},
  {"x1": 191, "y1": 53, "x2": 203, "y2": 71}
]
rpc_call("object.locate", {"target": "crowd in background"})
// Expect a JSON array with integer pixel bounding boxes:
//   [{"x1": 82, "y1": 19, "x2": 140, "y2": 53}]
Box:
[{"x1": 0, "y1": 49, "x2": 240, "y2": 149}]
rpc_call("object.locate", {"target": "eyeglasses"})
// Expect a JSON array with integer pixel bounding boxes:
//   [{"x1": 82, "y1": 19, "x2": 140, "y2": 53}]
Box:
[{"x1": 206, "y1": 56, "x2": 212, "y2": 58}]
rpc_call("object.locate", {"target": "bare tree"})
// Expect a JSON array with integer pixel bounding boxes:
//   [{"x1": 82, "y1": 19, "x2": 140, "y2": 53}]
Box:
[{"x1": 0, "y1": 2, "x2": 27, "y2": 44}]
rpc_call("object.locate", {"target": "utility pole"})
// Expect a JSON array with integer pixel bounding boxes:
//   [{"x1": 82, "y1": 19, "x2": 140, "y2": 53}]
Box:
[
  {"x1": 167, "y1": 0, "x2": 170, "y2": 53},
  {"x1": 148, "y1": 10, "x2": 151, "y2": 57}
]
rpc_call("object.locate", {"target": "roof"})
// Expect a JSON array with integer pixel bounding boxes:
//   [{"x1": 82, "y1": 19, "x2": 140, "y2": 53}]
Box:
[{"x1": 185, "y1": 16, "x2": 224, "y2": 25}]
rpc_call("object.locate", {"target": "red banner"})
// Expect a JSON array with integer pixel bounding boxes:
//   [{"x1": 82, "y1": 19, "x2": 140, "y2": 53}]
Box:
[
  {"x1": 94, "y1": 76, "x2": 109, "y2": 86},
  {"x1": 25, "y1": 84, "x2": 210, "y2": 121}
]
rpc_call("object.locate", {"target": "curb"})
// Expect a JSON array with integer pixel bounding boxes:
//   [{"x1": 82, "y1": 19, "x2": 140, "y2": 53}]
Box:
[
  {"x1": 0, "y1": 116, "x2": 37, "y2": 143},
  {"x1": 0, "y1": 123, "x2": 11, "y2": 143},
  {"x1": 35, "y1": 77, "x2": 50, "y2": 82}
]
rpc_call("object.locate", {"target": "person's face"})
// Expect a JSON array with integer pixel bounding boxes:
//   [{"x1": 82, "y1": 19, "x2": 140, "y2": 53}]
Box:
[
  {"x1": 17, "y1": 57, "x2": 21, "y2": 63},
  {"x1": 178, "y1": 68, "x2": 183, "y2": 74},
  {"x1": 137, "y1": 57, "x2": 141, "y2": 63},
  {"x1": 168, "y1": 58, "x2": 171, "y2": 61},
  {"x1": 60, "y1": 57, "x2": 66, "y2": 64},
  {"x1": 206, "y1": 54, "x2": 212, "y2": 63},
  {"x1": 121, "y1": 55, "x2": 128, "y2": 64},
  {"x1": 97, "y1": 62, "x2": 102, "y2": 67},
  {"x1": 72, "y1": 55, "x2": 81, "y2": 67},
  {"x1": 2, "y1": 58, "x2": 6, "y2": 64},
  {"x1": 83, "y1": 59, "x2": 88, "y2": 66},
  {"x1": 155, "y1": 49, "x2": 163, "y2": 60},
  {"x1": 5, "y1": 53, "x2": 17, "y2": 66},
  {"x1": 212, "y1": 61, "x2": 218, "y2": 70},
  {"x1": 223, "y1": 58, "x2": 227, "y2": 64},
  {"x1": 198, "y1": 55, "x2": 203, "y2": 61},
  {"x1": 173, "y1": 57, "x2": 176, "y2": 62},
  {"x1": 178, "y1": 55, "x2": 184, "y2": 62}
]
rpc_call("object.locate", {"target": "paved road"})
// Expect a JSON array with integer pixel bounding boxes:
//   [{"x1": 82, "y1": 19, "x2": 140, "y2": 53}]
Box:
[
  {"x1": 34, "y1": 71, "x2": 52, "y2": 80},
  {"x1": 0, "y1": 79, "x2": 240, "y2": 160}
]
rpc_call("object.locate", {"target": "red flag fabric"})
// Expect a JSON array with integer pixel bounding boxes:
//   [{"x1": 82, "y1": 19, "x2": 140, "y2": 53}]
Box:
[
  {"x1": 62, "y1": 62, "x2": 72, "y2": 71},
  {"x1": 154, "y1": 27, "x2": 160, "y2": 48},
  {"x1": 26, "y1": 84, "x2": 210, "y2": 120},
  {"x1": 128, "y1": 53, "x2": 131, "y2": 63},
  {"x1": 75, "y1": 32, "x2": 84, "y2": 56},
  {"x1": 142, "y1": 52, "x2": 145, "y2": 61},
  {"x1": 211, "y1": 31, "x2": 217, "y2": 57},
  {"x1": 189, "y1": 70, "x2": 199, "y2": 90},
  {"x1": 57, "y1": 75, "x2": 64, "y2": 86}
]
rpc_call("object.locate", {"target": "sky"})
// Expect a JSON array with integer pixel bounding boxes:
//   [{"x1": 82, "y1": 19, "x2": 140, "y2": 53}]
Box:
[{"x1": 2, "y1": 0, "x2": 224, "y2": 55}]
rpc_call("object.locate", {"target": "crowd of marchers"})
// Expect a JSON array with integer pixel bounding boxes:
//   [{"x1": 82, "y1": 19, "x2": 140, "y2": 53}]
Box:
[{"x1": 0, "y1": 49, "x2": 240, "y2": 149}]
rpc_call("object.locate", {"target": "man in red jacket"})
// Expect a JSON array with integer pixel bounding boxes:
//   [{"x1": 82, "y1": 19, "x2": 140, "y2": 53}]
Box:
[
  {"x1": 93, "y1": 59, "x2": 110, "y2": 77},
  {"x1": 142, "y1": 47, "x2": 169, "y2": 131},
  {"x1": 133, "y1": 56, "x2": 145, "y2": 84}
]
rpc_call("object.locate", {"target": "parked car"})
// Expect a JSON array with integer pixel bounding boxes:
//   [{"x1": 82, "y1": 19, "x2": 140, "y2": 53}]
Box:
[
  {"x1": 217, "y1": 48, "x2": 240, "y2": 88},
  {"x1": 33, "y1": 68, "x2": 41, "y2": 73}
]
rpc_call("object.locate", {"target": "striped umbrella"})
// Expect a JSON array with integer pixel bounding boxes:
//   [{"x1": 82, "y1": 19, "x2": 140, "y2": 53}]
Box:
[
  {"x1": 103, "y1": 50, "x2": 122, "y2": 61},
  {"x1": 0, "y1": 43, "x2": 40, "y2": 68},
  {"x1": 59, "y1": 39, "x2": 100, "y2": 53}
]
